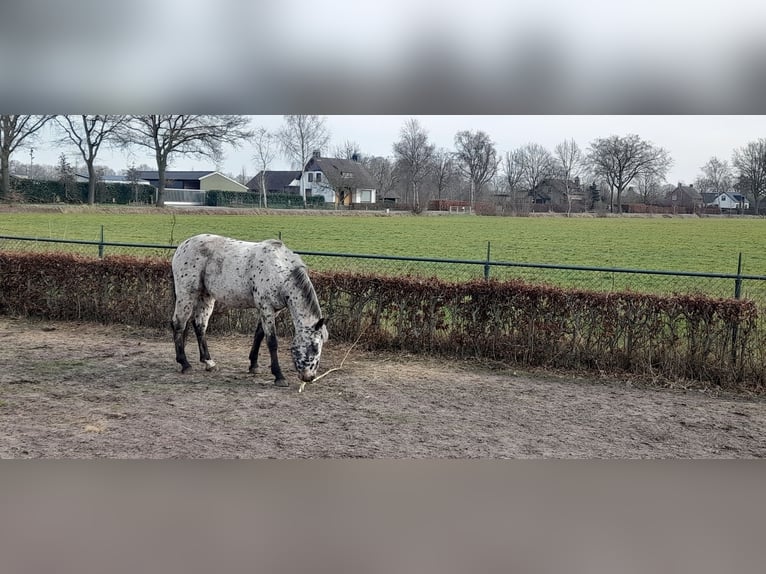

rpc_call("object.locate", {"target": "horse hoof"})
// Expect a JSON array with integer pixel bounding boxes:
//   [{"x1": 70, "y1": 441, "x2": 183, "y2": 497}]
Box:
[
  {"x1": 248, "y1": 366, "x2": 259, "y2": 374},
  {"x1": 274, "y1": 379, "x2": 289, "y2": 387},
  {"x1": 204, "y1": 360, "x2": 217, "y2": 371},
  {"x1": 180, "y1": 365, "x2": 192, "y2": 374}
]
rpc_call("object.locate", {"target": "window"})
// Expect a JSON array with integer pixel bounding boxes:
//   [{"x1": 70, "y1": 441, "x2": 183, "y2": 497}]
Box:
[
  {"x1": 359, "y1": 189, "x2": 372, "y2": 203},
  {"x1": 308, "y1": 173, "x2": 314, "y2": 182},
  {"x1": 316, "y1": 173, "x2": 322, "y2": 183},
  {"x1": 341, "y1": 172, "x2": 353, "y2": 179}
]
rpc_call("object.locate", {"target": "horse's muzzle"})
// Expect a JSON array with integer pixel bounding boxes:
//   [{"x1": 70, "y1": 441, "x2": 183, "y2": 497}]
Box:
[{"x1": 298, "y1": 370, "x2": 316, "y2": 383}]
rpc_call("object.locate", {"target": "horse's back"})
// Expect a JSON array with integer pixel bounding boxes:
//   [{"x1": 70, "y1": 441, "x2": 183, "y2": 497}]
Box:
[{"x1": 172, "y1": 234, "x2": 301, "y2": 309}]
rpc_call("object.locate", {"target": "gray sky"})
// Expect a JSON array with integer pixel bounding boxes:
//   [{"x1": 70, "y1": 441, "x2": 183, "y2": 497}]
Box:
[{"x1": 28, "y1": 115, "x2": 766, "y2": 186}]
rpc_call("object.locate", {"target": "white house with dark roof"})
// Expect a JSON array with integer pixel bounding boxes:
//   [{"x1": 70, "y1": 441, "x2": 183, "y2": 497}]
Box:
[
  {"x1": 301, "y1": 151, "x2": 377, "y2": 205},
  {"x1": 702, "y1": 191, "x2": 750, "y2": 211},
  {"x1": 137, "y1": 170, "x2": 247, "y2": 205}
]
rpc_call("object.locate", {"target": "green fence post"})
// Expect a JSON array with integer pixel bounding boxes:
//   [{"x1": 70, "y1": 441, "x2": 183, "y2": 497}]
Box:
[
  {"x1": 731, "y1": 252, "x2": 743, "y2": 366},
  {"x1": 98, "y1": 225, "x2": 105, "y2": 258},
  {"x1": 484, "y1": 241, "x2": 491, "y2": 280}
]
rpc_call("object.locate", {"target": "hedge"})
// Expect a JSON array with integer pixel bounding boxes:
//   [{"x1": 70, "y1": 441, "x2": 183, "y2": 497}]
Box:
[
  {"x1": 0, "y1": 252, "x2": 762, "y2": 391},
  {"x1": 206, "y1": 190, "x2": 326, "y2": 208},
  {"x1": 7, "y1": 177, "x2": 156, "y2": 204}
]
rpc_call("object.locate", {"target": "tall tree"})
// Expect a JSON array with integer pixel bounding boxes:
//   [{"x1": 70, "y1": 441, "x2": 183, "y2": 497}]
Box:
[
  {"x1": 117, "y1": 115, "x2": 253, "y2": 207},
  {"x1": 363, "y1": 156, "x2": 400, "y2": 203},
  {"x1": 518, "y1": 143, "x2": 555, "y2": 192},
  {"x1": 453, "y1": 130, "x2": 498, "y2": 209},
  {"x1": 501, "y1": 149, "x2": 525, "y2": 195},
  {"x1": 277, "y1": 115, "x2": 330, "y2": 206},
  {"x1": 251, "y1": 126, "x2": 279, "y2": 208},
  {"x1": 432, "y1": 148, "x2": 456, "y2": 200},
  {"x1": 332, "y1": 139, "x2": 362, "y2": 160},
  {"x1": 0, "y1": 115, "x2": 55, "y2": 197},
  {"x1": 695, "y1": 156, "x2": 733, "y2": 195},
  {"x1": 553, "y1": 138, "x2": 584, "y2": 215},
  {"x1": 393, "y1": 118, "x2": 435, "y2": 211},
  {"x1": 732, "y1": 139, "x2": 766, "y2": 214},
  {"x1": 587, "y1": 134, "x2": 672, "y2": 213},
  {"x1": 55, "y1": 115, "x2": 127, "y2": 205}
]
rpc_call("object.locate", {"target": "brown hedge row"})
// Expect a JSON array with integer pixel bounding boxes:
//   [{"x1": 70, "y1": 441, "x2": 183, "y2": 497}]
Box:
[{"x1": 0, "y1": 252, "x2": 763, "y2": 391}]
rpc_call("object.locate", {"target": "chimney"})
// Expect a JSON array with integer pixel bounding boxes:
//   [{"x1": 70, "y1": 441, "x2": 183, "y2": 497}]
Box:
[
  {"x1": 351, "y1": 152, "x2": 360, "y2": 162},
  {"x1": 312, "y1": 150, "x2": 321, "y2": 159}
]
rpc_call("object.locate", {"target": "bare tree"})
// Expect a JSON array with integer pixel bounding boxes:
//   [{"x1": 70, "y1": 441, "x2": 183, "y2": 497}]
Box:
[
  {"x1": 519, "y1": 143, "x2": 555, "y2": 192},
  {"x1": 634, "y1": 171, "x2": 664, "y2": 205},
  {"x1": 117, "y1": 115, "x2": 253, "y2": 207},
  {"x1": 332, "y1": 139, "x2": 362, "y2": 160},
  {"x1": 695, "y1": 156, "x2": 733, "y2": 195},
  {"x1": 587, "y1": 134, "x2": 672, "y2": 213},
  {"x1": 453, "y1": 130, "x2": 498, "y2": 209},
  {"x1": 553, "y1": 138, "x2": 584, "y2": 216},
  {"x1": 1, "y1": 115, "x2": 55, "y2": 196},
  {"x1": 363, "y1": 156, "x2": 400, "y2": 203},
  {"x1": 251, "y1": 126, "x2": 279, "y2": 208},
  {"x1": 393, "y1": 118, "x2": 435, "y2": 211},
  {"x1": 277, "y1": 115, "x2": 330, "y2": 206},
  {"x1": 732, "y1": 139, "x2": 766, "y2": 214},
  {"x1": 55, "y1": 115, "x2": 127, "y2": 205},
  {"x1": 432, "y1": 148, "x2": 456, "y2": 200}
]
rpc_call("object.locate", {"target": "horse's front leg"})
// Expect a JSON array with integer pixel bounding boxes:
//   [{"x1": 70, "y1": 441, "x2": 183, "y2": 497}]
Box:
[
  {"x1": 260, "y1": 312, "x2": 287, "y2": 387},
  {"x1": 248, "y1": 321, "x2": 265, "y2": 374}
]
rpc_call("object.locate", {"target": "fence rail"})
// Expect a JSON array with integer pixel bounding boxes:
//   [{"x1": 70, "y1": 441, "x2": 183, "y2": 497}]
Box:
[{"x1": 1, "y1": 233, "x2": 765, "y2": 305}]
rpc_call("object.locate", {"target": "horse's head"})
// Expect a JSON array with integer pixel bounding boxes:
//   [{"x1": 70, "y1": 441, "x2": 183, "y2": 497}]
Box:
[{"x1": 291, "y1": 318, "x2": 328, "y2": 382}]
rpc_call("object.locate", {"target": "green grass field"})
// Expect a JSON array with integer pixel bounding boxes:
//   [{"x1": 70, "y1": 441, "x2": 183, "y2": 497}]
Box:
[{"x1": 1, "y1": 208, "x2": 765, "y2": 300}]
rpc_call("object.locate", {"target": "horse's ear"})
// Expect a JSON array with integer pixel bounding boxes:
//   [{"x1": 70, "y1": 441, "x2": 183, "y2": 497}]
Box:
[{"x1": 313, "y1": 318, "x2": 325, "y2": 331}]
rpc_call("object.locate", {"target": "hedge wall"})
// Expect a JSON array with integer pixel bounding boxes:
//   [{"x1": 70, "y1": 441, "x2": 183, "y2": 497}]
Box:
[
  {"x1": 0, "y1": 252, "x2": 762, "y2": 391},
  {"x1": 7, "y1": 177, "x2": 155, "y2": 204},
  {"x1": 206, "y1": 190, "x2": 326, "y2": 208}
]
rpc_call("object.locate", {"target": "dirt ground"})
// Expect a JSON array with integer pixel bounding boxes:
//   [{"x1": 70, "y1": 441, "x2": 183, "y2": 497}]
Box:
[{"x1": 0, "y1": 317, "x2": 764, "y2": 458}]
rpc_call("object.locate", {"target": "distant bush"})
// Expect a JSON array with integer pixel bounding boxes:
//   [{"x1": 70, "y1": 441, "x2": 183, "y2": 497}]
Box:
[
  {"x1": 206, "y1": 190, "x2": 326, "y2": 208},
  {"x1": 0, "y1": 252, "x2": 762, "y2": 391},
  {"x1": 6, "y1": 176, "x2": 155, "y2": 204}
]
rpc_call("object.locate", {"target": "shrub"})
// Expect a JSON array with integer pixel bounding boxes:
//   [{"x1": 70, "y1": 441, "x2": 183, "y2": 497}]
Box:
[{"x1": 0, "y1": 252, "x2": 762, "y2": 391}]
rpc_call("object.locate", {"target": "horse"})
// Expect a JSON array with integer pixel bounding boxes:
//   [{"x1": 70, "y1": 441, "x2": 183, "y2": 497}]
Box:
[{"x1": 170, "y1": 234, "x2": 328, "y2": 387}]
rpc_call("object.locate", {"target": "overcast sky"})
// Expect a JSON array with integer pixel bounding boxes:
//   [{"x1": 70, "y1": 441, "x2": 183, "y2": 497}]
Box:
[{"x1": 25, "y1": 115, "x2": 766, "y2": 186}]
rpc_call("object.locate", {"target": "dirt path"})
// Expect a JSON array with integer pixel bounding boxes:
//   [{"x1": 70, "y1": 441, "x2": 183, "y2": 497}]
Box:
[{"x1": 0, "y1": 317, "x2": 764, "y2": 458}]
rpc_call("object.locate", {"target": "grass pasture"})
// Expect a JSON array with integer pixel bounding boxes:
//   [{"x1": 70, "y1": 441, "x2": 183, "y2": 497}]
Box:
[{"x1": 1, "y1": 207, "x2": 764, "y2": 300}]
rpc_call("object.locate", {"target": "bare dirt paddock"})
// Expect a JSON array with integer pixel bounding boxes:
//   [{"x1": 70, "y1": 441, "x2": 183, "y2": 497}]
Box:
[{"x1": 0, "y1": 317, "x2": 764, "y2": 458}]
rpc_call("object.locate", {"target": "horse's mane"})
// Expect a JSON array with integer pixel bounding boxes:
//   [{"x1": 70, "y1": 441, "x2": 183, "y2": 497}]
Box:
[{"x1": 290, "y1": 265, "x2": 322, "y2": 318}]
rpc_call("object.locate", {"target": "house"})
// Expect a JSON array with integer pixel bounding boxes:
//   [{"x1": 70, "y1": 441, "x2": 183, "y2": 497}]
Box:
[
  {"x1": 246, "y1": 171, "x2": 301, "y2": 195},
  {"x1": 301, "y1": 151, "x2": 377, "y2": 205},
  {"x1": 138, "y1": 170, "x2": 247, "y2": 205},
  {"x1": 666, "y1": 183, "x2": 703, "y2": 211},
  {"x1": 702, "y1": 191, "x2": 750, "y2": 212},
  {"x1": 528, "y1": 178, "x2": 585, "y2": 211}
]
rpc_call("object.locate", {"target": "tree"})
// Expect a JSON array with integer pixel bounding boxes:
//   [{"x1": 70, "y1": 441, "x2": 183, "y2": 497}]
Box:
[
  {"x1": 277, "y1": 115, "x2": 330, "y2": 206},
  {"x1": 587, "y1": 134, "x2": 672, "y2": 213},
  {"x1": 0, "y1": 115, "x2": 55, "y2": 197},
  {"x1": 57, "y1": 153, "x2": 77, "y2": 201},
  {"x1": 553, "y1": 139, "x2": 584, "y2": 216},
  {"x1": 518, "y1": 143, "x2": 555, "y2": 192},
  {"x1": 432, "y1": 148, "x2": 456, "y2": 200},
  {"x1": 55, "y1": 115, "x2": 127, "y2": 205},
  {"x1": 453, "y1": 130, "x2": 498, "y2": 209},
  {"x1": 363, "y1": 156, "x2": 400, "y2": 203},
  {"x1": 393, "y1": 118, "x2": 435, "y2": 211},
  {"x1": 117, "y1": 115, "x2": 253, "y2": 207},
  {"x1": 251, "y1": 126, "x2": 279, "y2": 208},
  {"x1": 332, "y1": 140, "x2": 362, "y2": 160},
  {"x1": 732, "y1": 139, "x2": 766, "y2": 214},
  {"x1": 695, "y1": 156, "x2": 733, "y2": 195}
]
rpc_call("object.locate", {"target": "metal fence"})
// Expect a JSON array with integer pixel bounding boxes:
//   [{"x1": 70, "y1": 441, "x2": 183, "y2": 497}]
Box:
[{"x1": 1, "y1": 233, "x2": 765, "y2": 305}]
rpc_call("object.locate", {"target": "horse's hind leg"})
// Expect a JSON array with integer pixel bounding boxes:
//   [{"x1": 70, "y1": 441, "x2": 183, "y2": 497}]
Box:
[
  {"x1": 172, "y1": 296, "x2": 195, "y2": 373},
  {"x1": 192, "y1": 294, "x2": 216, "y2": 370},
  {"x1": 248, "y1": 321, "x2": 265, "y2": 374}
]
